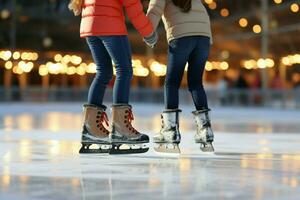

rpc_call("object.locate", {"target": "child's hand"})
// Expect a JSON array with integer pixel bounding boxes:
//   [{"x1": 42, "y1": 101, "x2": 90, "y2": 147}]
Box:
[{"x1": 143, "y1": 32, "x2": 158, "y2": 48}]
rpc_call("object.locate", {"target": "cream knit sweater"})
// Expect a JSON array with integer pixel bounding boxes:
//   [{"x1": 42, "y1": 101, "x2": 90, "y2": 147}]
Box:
[{"x1": 147, "y1": 0, "x2": 212, "y2": 44}]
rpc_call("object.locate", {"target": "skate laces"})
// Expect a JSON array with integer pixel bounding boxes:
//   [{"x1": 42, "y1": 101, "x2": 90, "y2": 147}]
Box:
[
  {"x1": 127, "y1": 109, "x2": 134, "y2": 123},
  {"x1": 100, "y1": 112, "x2": 109, "y2": 127},
  {"x1": 126, "y1": 109, "x2": 138, "y2": 134}
]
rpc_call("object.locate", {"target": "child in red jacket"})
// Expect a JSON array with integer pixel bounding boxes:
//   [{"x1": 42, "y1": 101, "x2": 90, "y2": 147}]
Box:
[{"x1": 69, "y1": 0, "x2": 157, "y2": 154}]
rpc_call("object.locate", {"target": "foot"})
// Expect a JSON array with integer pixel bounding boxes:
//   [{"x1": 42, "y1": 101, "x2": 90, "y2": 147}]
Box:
[
  {"x1": 79, "y1": 104, "x2": 111, "y2": 154},
  {"x1": 109, "y1": 104, "x2": 149, "y2": 154}
]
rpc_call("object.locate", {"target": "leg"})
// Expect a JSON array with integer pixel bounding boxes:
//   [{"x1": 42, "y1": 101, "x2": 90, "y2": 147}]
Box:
[
  {"x1": 188, "y1": 36, "x2": 214, "y2": 152},
  {"x1": 101, "y1": 36, "x2": 133, "y2": 104},
  {"x1": 101, "y1": 36, "x2": 148, "y2": 154},
  {"x1": 165, "y1": 37, "x2": 194, "y2": 109},
  {"x1": 187, "y1": 36, "x2": 211, "y2": 110},
  {"x1": 154, "y1": 37, "x2": 193, "y2": 154},
  {"x1": 193, "y1": 108, "x2": 214, "y2": 152},
  {"x1": 80, "y1": 37, "x2": 112, "y2": 154},
  {"x1": 86, "y1": 36, "x2": 113, "y2": 106}
]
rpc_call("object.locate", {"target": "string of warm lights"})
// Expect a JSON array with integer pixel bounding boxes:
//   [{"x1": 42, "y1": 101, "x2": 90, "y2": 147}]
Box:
[
  {"x1": 242, "y1": 58, "x2": 275, "y2": 70},
  {"x1": 0, "y1": 50, "x2": 38, "y2": 74},
  {"x1": 205, "y1": 61, "x2": 229, "y2": 71},
  {"x1": 149, "y1": 60, "x2": 167, "y2": 77},
  {"x1": 1, "y1": 50, "x2": 300, "y2": 76},
  {"x1": 281, "y1": 54, "x2": 300, "y2": 66},
  {"x1": 0, "y1": 50, "x2": 38, "y2": 61},
  {"x1": 242, "y1": 54, "x2": 300, "y2": 70},
  {"x1": 133, "y1": 59, "x2": 150, "y2": 77}
]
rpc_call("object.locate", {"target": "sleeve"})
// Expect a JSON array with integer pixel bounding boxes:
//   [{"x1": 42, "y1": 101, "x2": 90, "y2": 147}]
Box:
[
  {"x1": 122, "y1": 0, "x2": 154, "y2": 37},
  {"x1": 146, "y1": 0, "x2": 166, "y2": 31}
]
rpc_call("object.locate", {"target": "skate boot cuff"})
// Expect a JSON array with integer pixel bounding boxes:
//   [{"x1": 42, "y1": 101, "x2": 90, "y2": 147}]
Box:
[
  {"x1": 83, "y1": 104, "x2": 107, "y2": 110},
  {"x1": 111, "y1": 104, "x2": 132, "y2": 108},
  {"x1": 163, "y1": 109, "x2": 182, "y2": 113},
  {"x1": 192, "y1": 108, "x2": 211, "y2": 115}
]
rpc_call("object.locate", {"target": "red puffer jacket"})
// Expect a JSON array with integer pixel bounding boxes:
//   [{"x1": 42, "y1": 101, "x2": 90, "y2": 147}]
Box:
[{"x1": 80, "y1": 0, "x2": 153, "y2": 37}]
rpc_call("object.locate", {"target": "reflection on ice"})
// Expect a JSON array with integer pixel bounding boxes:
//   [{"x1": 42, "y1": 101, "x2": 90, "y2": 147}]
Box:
[
  {"x1": 0, "y1": 104, "x2": 300, "y2": 199},
  {"x1": 1, "y1": 134, "x2": 300, "y2": 199},
  {"x1": 2, "y1": 112, "x2": 83, "y2": 132}
]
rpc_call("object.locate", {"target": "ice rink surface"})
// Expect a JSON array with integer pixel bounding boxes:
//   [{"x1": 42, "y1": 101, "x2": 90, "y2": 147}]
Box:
[{"x1": 0, "y1": 103, "x2": 300, "y2": 200}]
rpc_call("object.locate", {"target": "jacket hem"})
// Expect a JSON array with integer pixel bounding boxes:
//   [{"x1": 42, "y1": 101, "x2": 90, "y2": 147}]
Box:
[
  {"x1": 80, "y1": 31, "x2": 129, "y2": 38},
  {"x1": 167, "y1": 33, "x2": 213, "y2": 44}
]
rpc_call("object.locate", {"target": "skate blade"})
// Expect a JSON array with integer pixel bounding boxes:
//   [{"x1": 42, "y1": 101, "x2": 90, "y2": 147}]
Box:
[
  {"x1": 79, "y1": 143, "x2": 111, "y2": 154},
  {"x1": 109, "y1": 144, "x2": 149, "y2": 155},
  {"x1": 200, "y1": 143, "x2": 214, "y2": 153},
  {"x1": 154, "y1": 143, "x2": 181, "y2": 154}
]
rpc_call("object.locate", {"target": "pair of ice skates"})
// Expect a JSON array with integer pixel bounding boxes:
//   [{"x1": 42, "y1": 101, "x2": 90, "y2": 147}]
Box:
[
  {"x1": 79, "y1": 104, "x2": 214, "y2": 154},
  {"x1": 79, "y1": 104, "x2": 149, "y2": 154},
  {"x1": 154, "y1": 109, "x2": 214, "y2": 154}
]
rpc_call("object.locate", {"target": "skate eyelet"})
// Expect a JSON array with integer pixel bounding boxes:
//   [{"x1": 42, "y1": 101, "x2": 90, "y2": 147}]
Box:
[
  {"x1": 97, "y1": 125, "x2": 100, "y2": 128},
  {"x1": 96, "y1": 116, "x2": 100, "y2": 119},
  {"x1": 96, "y1": 120, "x2": 99, "y2": 123}
]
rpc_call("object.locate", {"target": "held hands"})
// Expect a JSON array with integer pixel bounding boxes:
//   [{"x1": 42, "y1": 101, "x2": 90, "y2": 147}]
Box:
[{"x1": 143, "y1": 32, "x2": 158, "y2": 48}]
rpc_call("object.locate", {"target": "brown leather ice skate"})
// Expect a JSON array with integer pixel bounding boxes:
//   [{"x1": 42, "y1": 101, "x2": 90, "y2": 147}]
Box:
[
  {"x1": 109, "y1": 105, "x2": 149, "y2": 154},
  {"x1": 79, "y1": 104, "x2": 111, "y2": 154}
]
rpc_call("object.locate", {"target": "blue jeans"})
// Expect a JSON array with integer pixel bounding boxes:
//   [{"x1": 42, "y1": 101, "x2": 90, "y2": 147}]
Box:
[
  {"x1": 165, "y1": 36, "x2": 210, "y2": 110},
  {"x1": 86, "y1": 36, "x2": 133, "y2": 106}
]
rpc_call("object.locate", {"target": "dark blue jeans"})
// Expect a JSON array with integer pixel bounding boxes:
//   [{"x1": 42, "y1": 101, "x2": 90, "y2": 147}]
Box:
[
  {"x1": 86, "y1": 36, "x2": 133, "y2": 106},
  {"x1": 165, "y1": 36, "x2": 210, "y2": 110}
]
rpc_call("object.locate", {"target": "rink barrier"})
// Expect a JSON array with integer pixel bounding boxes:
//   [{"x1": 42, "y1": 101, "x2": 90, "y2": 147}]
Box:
[{"x1": 0, "y1": 87, "x2": 299, "y2": 108}]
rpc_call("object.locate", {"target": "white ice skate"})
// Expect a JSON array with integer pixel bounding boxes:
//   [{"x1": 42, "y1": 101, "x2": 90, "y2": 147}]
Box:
[
  {"x1": 193, "y1": 108, "x2": 214, "y2": 152},
  {"x1": 153, "y1": 109, "x2": 181, "y2": 154}
]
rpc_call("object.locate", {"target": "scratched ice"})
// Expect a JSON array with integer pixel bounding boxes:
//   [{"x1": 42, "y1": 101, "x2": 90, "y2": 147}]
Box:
[{"x1": 0, "y1": 103, "x2": 300, "y2": 200}]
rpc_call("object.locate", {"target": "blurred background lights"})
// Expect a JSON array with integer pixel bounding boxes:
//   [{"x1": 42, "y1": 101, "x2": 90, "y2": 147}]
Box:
[
  {"x1": 204, "y1": 0, "x2": 214, "y2": 4},
  {"x1": 239, "y1": 18, "x2": 248, "y2": 27},
  {"x1": 54, "y1": 54, "x2": 63, "y2": 62},
  {"x1": 39, "y1": 65, "x2": 48, "y2": 76},
  {"x1": 220, "y1": 8, "x2": 229, "y2": 17},
  {"x1": 13, "y1": 52, "x2": 21, "y2": 60},
  {"x1": 208, "y1": 2, "x2": 217, "y2": 10},
  {"x1": 273, "y1": 0, "x2": 282, "y2": 4},
  {"x1": 0, "y1": 9, "x2": 10, "y2": 19},
  {"x1": 5, "y1": 61, "x2": 13, "y2": 70},
  {"x1": 221, "y1": 50, "x2": 230, "y2": 59},
  {"x1": 243, "y1": 58, "x2": 275, "y2": 69},
  {"x1": 43, "y1": 37, "x2": 53, "y2": 48},
  {"x1": 281, "y1": 54, "x2": 300, "y2": 66},
  {"x1": 150, "y1": 61, "x2": 167, "y2": 77},
  {"x1": 253, "y1": 25, "x2": 262, "y2": 33},
  {"x1": 290, "y1": 3, "x2": 299, "y2": 12},
  {"x1": 0, "y1": 0, "x2": 299, "y2": 92}
]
